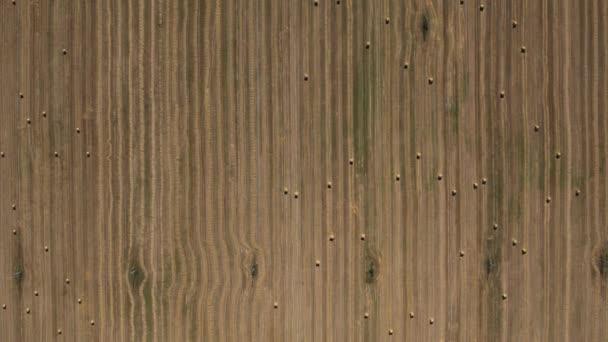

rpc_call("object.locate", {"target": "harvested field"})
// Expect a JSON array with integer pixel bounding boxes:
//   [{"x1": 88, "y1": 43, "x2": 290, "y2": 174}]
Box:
[{"x1": 1, "y1": 0, "x2": 607, "y2": 341}]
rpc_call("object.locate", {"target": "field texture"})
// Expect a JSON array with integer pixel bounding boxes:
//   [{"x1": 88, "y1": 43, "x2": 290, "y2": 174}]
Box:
[{"x1": 1, "y1": 0, "x2": 607, "y2": 341}]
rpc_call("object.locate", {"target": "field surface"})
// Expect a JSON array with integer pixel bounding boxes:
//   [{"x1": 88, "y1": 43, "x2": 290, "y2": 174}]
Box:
[{"x1": 1, "y1": 0, "x2": 607, "y2": 341}]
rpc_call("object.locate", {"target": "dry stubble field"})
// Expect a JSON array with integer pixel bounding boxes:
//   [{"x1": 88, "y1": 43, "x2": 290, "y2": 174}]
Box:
[{"x1": 1, "y1": 0, "x2": 607, "y2": 341}]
